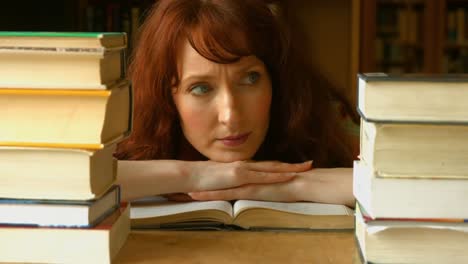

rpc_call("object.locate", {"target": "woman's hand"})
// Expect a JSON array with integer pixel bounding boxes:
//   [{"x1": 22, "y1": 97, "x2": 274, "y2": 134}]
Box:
[
  {"x1": 117, "y1": 159, "x2": 311, "y2": 202},
  {"x1": 188, "y1": 168, "x2": 355, "y2": 208},
  {"x1": 183, "y1": 160, "x2": 313, "y2": 192}
]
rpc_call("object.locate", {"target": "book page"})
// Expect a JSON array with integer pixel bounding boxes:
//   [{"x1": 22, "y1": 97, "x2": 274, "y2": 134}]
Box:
[
  {"x1": 233, "y1": 200, "x2": 353, "y2": 218},
  {"x1": 131, "y1": 198, "x2": 233, "y2": 219}
]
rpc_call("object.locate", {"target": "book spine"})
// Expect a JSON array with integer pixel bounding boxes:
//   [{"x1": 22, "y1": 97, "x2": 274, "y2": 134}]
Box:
[{"x1": 0, "y1": 89, "x2": 111, "y2": 97}]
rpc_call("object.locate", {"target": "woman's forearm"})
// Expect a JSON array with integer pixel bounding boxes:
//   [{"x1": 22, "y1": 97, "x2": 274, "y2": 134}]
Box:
[{"x1": 116, "y1": 160, "x2": 191, "y2": 201}]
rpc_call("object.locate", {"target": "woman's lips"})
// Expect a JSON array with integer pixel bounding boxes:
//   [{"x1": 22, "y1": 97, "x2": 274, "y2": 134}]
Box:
[{"x1": 219, "y1": 132, "x2": 250, "y2": 147}]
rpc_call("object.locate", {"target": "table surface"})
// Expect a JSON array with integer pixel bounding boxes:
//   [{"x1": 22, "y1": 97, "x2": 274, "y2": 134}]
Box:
[{"x1": 115, "y1": 230, "x2": 362, "y2": 264}]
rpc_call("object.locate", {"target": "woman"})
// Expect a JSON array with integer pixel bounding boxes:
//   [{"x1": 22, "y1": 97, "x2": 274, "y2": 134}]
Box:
[{"x1": 116, "y1": 0, "x2": 356, "y2": 207}]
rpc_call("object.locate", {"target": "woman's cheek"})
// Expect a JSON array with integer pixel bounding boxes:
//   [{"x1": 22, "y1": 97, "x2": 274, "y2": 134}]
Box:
[
  {"x1": 180, "y1": 110, "x2": 199, "y2": 130},
  {"x1": 178, "y1": 103, "x2": 212, "y2": 135},
  {"x1": 255, "y1": 90, "x2": 272, "y2": 123}
]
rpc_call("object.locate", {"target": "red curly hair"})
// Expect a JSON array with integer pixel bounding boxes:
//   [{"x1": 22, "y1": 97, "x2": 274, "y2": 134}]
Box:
[{"x1": 115, "y1": 0, "x2": 355, "y2": 167}]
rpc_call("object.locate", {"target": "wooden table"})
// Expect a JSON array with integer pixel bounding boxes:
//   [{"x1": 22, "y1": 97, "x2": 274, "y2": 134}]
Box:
[{"x1": 115, "y1": 230, "x2": 362, "y2": 264}]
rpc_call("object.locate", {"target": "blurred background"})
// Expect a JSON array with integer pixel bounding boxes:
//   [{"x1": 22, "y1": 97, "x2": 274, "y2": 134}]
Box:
[{"x1": 1, "y1": 0, "x2": 467, "y2": 111}]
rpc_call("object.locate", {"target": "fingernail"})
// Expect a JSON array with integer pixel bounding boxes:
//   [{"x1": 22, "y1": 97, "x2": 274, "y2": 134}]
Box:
[{"x1": 303, "y1": 160, "x2": 313, "y2": 165}]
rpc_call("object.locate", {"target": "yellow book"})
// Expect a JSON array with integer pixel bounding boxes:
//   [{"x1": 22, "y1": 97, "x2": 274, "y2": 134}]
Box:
[
  {"x1": 0, "y1": 80, "x2": 132, "y2": 150},
  {"x1": 0, "y1": 203, "x2": 130, "y2": 264},
  {"x1": 359, "y1": 118, "x2": 468, "y2": 179},
  {"x1": 0, "y1": 32, "x2": 127, "y2": 89},
  {"x1": 0, "y1": 144, "x2": 116, "y2": 200},
  {"x1": 131, "y1": 198, "x2": 354, "y2": 230}
]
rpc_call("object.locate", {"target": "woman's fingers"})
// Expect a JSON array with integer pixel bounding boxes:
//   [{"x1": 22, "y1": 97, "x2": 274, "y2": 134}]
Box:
[
  {"x1": 197, "y1": 168, "x2": 295, "y2": 191},
  {"x1": 238, "y1": 170, "x2": 296, "y2": 185},
  {"x1": 189, "y1": 160, "x2": 312, "y2": 192},
  {"x1": 189, "y1": 185, "x2": 256, "y2": 201},
  {"x1": 245, "y1": 160, "x2": 313, "y2": 172},
  {"x1": 189, "y1": 182, "x2": 296, "y2": 202}
]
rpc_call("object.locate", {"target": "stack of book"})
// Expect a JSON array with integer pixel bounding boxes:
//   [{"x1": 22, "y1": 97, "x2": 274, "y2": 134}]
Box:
[
  {"x1": 0, "y1": 32, "x2": 132, "y2": 263},
  {"x1": 353, "y1": 73, "x2": 468, "y2": 264}
]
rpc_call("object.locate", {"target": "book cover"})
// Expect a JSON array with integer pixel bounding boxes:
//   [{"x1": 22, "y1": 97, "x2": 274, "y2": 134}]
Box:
[
  {"x1": 0, "y1": 144, "x2": 117, "y2": 200},
  {"x1": 0, "y1": 31, "x2": 127, "y2": 50},
  {"x1": 357, "y1": 202, "x2": 468, "y2": 224},
  {"x1": 0, "y1": 32, "x2": 124, "y2": 38},
  {"x1": 0, "y1": 81, "x2": 133, "y2": 149},
  {"x1": 359, "y1": 72, "x2": 468, "y2": 83},
  {"x1": 0, "y1": 186, "x2": 120, "y2": 227},
  {"x1": 0, "y1": 203, "x2": 130, "y2": 264},
  {"x1": 0, "y1": 47, "x2": 126, "y2": 88},
  {"x1": 354, "y1": 206, "x2": 468, "y2": 264},
  {"x1": 359, "y1": 119, "x2": 468, "y2": 178},
  {"x1": 353, "y1": 160, "x2": 468, "y2": 219},
  {"x1": 357, "y1": 73, "x2": 468, "y2": 123}
]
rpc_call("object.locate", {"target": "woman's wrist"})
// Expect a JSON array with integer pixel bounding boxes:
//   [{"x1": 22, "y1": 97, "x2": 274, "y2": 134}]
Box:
[
  {"x1": 176, "y1": 160, "x2": 197, "y2": 193},
  {"x1": 295, "y1": 168, "x2": 355, "y2": 207},
  {"x1": 117, "y1": 159, "x2": 198, "y2": 201}
]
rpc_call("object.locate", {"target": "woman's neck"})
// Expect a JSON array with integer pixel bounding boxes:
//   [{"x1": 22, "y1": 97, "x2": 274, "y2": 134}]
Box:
[{"x1": 177, "y1": 136, "x2": 207, "y2": 161}]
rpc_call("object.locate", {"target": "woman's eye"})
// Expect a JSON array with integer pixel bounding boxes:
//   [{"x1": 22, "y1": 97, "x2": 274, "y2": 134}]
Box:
[
  {"x1": 189, "y1": 84, "x2": 211, "y2": 95},
  {"x1": 240, "y1": 71, "x2": 260, "y2": 85}
]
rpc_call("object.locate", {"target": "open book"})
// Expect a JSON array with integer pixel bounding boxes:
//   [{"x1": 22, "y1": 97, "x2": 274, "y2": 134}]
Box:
[{"x1": 130, "y1": 198, "x2": 354, "y2": 230}]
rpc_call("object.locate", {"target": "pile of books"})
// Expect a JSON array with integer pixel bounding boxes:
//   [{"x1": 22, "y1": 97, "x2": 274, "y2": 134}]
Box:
[
  {"x1": 0, "y1": 32, "x2": 132, "y2": 263},
  {"x1": 353, "y1": 73, "x2": 468, "y2": 263}
]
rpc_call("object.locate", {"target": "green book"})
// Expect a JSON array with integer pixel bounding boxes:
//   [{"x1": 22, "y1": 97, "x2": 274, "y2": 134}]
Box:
[{"x1": 0, "y1": 31, "x2": 127, "y2": 50}]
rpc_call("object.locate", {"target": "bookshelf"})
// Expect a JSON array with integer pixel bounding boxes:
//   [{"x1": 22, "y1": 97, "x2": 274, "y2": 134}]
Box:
[
  {"x1": 445, "y1": 0, "x2": 468, "y2": 73},
  {"x1": 0, "y1": 0, "x2": 153, "y2": 53},
  {"x1": 284, "y1": 0, "x2": 361, "y2": 113},
  {"x1": 76, "y1": 0, "x2": 154, "y2": 51},
  {"x1": 360, "y1": 0, "x2": 468, "y2": 74},
  {"x1": 0, "y1": 1, "x2": 78, "y2": 31}
]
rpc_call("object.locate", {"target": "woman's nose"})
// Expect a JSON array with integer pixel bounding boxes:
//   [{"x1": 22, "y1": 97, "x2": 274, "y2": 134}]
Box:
[{"x1": 217, "y1": 87, "x2": 241, "y2": 127}]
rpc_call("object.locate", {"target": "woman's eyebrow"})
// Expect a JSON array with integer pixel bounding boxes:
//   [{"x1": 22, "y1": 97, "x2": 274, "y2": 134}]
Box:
[
  {"x1": 180, "y1": 74, "x2": 213, "y2": 85},
  {"x1": 179, "y1": 58, "x2": 262, "y2": 85},
  {"x1": 238, "y1": 64, "x2": 260, "y2": 72},
  {"x1": 235, "y1": 59, "x2": 263, "y2": 73}
]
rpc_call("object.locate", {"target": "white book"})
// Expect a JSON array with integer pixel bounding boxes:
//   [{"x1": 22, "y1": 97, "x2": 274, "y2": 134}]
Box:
[
  {"x1": 353, "y1": 160, "x2": 468, "y2": 219},
  {"x1": 355, "y1": 205, "x2": 468, "y2": 264}
]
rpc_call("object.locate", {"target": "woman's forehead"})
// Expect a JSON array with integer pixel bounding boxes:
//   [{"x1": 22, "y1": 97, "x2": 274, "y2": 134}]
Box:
[{"x1": 177, "y1": 39, "x2": 262, "y2": 77}]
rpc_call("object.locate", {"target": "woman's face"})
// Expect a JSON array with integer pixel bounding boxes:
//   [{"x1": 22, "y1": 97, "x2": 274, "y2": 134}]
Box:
[{"x1": 172, "y1": 40, "x2": 272, "y2": 162}]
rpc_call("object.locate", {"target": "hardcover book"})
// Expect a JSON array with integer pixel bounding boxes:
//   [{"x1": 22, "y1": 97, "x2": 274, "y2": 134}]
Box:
[
  {"x1": 0, "y1": 203, "x2": 130, "y2": 264},
  {"x1": 355, "y1": 204, "x2": 468, "y2": 264},
  {"x1": 0, "y1": 32, "x2": 127, "y2": 49},
  {"x1": 0, "y1": 80, "x2": 132, "y2": 149},
  {"x1": 353, "y1": 160, "x2": 468, "y2": 219},
  {"x1": 0, "y1": 144, "x2": 116, "y2": 200},
  {"x1": 359, "y1": 118, "x2": 468, "y2": 178},
  {"x1": 0, "y1": 32, "x2": 127, "y2": 88},
  {"x1": 0, "y1": 186, "x2": 120, "y2": 227},
  {"x1": 358, "y1": 73, "x2": 468, "y2": 123}
]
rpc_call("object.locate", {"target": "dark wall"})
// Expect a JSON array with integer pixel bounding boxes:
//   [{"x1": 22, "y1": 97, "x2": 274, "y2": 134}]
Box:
[{"x1": 0, "y1": 0, "x2": 76, "y2": 31}]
